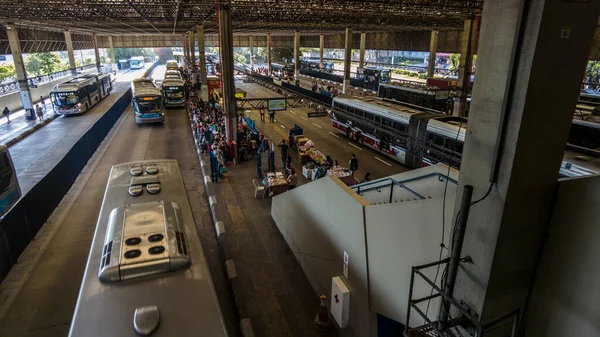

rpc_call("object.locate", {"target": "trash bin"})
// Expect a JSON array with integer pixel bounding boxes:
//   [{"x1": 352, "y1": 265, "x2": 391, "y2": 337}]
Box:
[{"x1": 25, "y1": 108, "x2": 36, "y2": 121}]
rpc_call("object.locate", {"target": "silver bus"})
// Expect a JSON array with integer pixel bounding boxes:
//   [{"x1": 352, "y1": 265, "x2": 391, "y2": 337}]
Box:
[
  {"x1": 69, "y1": 160, "x2": 228, "y2": 337},
  {"x1": 131, "y1": 79, "x2": 166, "y2": 124},
  {"x1": 161, "y1": 78, "x2": 186, "y2": 107},
  {"x1": 0, "y1": 145, "x2": 20, "y2": 218},
  {"x1": 51, "y1": 73, "x2": 112, "y2": 115}
]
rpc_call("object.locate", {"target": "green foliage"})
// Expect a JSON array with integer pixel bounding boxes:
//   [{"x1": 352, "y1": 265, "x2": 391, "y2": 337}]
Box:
[
  {"x1": 0, "y1": 64, "x2": 16, "y2": 82},
  {"x1": 255, "y1": 47, "x2": 267, "y2": 61},
  {"x1": 100, "y1": 56, "x2": 107, "y2": 64},
  {"x1": 113, "y1": 48, "x2": 154, "y2": 62},
  {"x1": 154, "y1": 48, "x2": 174, "y2": 63},
  {"x1": 84, "y1": 58, "x2": 94, "y2": 65},
  {"x1": 272, "y1": 47, "x2": 294, "y2": 63},
  {"x1": 449, "y1": 53, "x2": 460, "y2": 72},
  {"x1": 586, "y1": 61, "x2": 600, "y2": 85},
  {"x1": 25, "y1": 54, "x2": 41, "y2": 76},
  {"x1": 38, "y1": 53, "x2": 61, "y2": 74},
  {"x1": 390, "y1": 68, "x2": 427, "y2": 80}
]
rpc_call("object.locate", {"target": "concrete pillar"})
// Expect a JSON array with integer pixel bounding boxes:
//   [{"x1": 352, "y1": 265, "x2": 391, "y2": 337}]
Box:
[
  {"x1": 453, "y1": 19, "x2": 475, "y2": 117},
  {"x1": 64, "y1": 31, "x2": 77, "y2": 76},
  {"x1": 182, "y1": 34, "x2": 189, "y2": 65},
  {"x1": 359, "y1": 32, "x2": 366, "y2": 73},
  {"x1": 427, "y1": 29, "x2": 438, "y2": 78},
  {"x1": 452, "y1": 0, "x2": 600, "y2": 329},
  {"x1": 108, "y1": 36, "x2": 116, "y2": 72},
  {"x1": 343, "y1": 27, "x2": 352, "y2": 94},
  {"x1": 267, "y1": 32, "x2": 272, "y2": 75},
  {"x1": 92, "y1": 33, "x2": 101, "y2": 73},
  {"x1": 197, "y1": 24, "x2": 209, "y2": 101},
  {"x1": 189, "y1": 31, "x2": 195, "y2": 70},
  {"x1": 218, "y1": 3, "x2": 238, "y2": 158},
  {"x1": 319, "y1": 34, "x2": 324, "y2": 71},
  {"x1": 5, "y1": 23, "x2": 33, "y2": 116},
  {"x1": 249, "y1": 35, "x2": 254, "y2": 70},
  {"x1": 294, "y1": 31, "x2": 301, "y2": 80}
]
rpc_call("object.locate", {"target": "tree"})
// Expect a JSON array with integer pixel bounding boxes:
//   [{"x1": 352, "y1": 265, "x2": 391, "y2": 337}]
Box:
[
  {"x1": 449, "y1": 53, "x2": 460, "y2": 72},
  {"x1": 25, "y1": 54, "x2": 42, "y2": 76},
  {"x1": 0, "y1": 64, "x2": 16, "y2": 82},
  {"x1": 154, "y1": 48, "x2": 174, "y2": 63},
  {"x1": 38, "y1": 52, "x2": 61, "y2": 74},
  {"x1": 272, "y1": 47, "x2": 294, "y2": 63},
  {"x1": 585, "y1": 61, "x2": 600, "y2": 88},
  {"x1": 84, "y1": 58, "x2": 94, "y2": 65}
]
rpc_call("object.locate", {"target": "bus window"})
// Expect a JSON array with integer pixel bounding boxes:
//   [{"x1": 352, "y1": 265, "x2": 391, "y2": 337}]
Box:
[
  {"x1": 365, "y1": 113, "x2": 374, "y2": 121},
  {"x1": 393, "y1": 121, "x2": 406, "y2": 133},
  {"x1": 428, "y1": 133, "x2": 445, "y2": 147}
]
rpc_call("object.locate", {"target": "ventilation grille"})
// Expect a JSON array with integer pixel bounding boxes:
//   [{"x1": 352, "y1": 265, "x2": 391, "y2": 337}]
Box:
[
  {"x1": 101, "y1": 241, "x2": 113, "y2": 269},
  {"x1": 175, "y1": 231, "x2": 188, "y2": 256}
]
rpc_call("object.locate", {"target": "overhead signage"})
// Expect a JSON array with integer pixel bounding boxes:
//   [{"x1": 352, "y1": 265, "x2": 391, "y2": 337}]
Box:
[
  {"x1": 267, "y1": 99, "x2": 286, "y2": 111},
  {"x1": 0, "y1": 55, "x2": 6, "y2": 61}
]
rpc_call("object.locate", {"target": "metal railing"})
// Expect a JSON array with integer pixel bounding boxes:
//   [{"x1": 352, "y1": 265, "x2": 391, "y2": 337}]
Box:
[
  {"x1": 405, "y1": 258, "x2": 520, "y2": 337},
  {"x1": 0, "y1": 64, "x2": 97, "y2": 96},
  {"x1": 351, "y1": 172, "x2": 458, "y2": 203}
]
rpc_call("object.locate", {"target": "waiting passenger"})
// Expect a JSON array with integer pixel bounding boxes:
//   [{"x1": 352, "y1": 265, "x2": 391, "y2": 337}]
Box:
[
  {"x1": 359, "y1": 172, "x2": 372, "y2": 184},
  {"x1": 35, "y1": 104, "x2": 44, "y2": 122},
  {"x1": 2, "y1": 107, "x2": 10, "y2": 124}
]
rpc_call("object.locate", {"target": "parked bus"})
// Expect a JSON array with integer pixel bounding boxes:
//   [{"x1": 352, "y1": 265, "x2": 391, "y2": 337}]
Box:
[
  {"x1": 69, "y1": 160, "x2": 228, "y2": 336},
  {"x1": 166, "y1": 60, "x2": 179, "y2": 71},
  {"x1": 129, "y1": 56, "x2": 145, "y2": 69},
  {"x1": 272, "y1": 62, "x2": 295, "y2": 80},
  {"x1": 131, "y1": 79, "x2": 165, "y2": 124},
  {"x1": 161, "y1": 78, "x2": 186, "y2": 107},
  {"x1": 0, "y1": 145, "x2": 21, "y2": 218},
  {"x1": 51, "y1": 73, "x2": 112, "y2": 115}
]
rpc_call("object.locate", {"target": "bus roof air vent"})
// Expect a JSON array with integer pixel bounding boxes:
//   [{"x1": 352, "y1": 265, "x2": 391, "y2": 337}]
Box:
[
  {"x1": 130, "y1": 167, "x2": 143, "y2": 176},
  {"x1": 146, "y1": 166, "x2": 159, "y2": 175}
]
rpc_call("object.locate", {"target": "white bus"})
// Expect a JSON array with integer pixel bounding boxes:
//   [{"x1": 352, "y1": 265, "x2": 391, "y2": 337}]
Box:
[
  {"x1": 129, "y1": 56, "x2": 145, "y2": 69},
  {"x1": 166, "y1": 60, "x2": 179, "y2": 71},
  {"x1": 161, "y1": 78, "x2": 186, "y2": 107},
  {"x1": 51, "y1": 73, "x2": 112, "y2": 115},
  {"x1": 0, "y1": 145, "x2": 21, "y2": 218},
  {"x1": 131, "y1": 79, "x2": 165, "y2": 124}
]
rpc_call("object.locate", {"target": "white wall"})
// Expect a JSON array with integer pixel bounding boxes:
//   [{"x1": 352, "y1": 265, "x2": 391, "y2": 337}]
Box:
[
  {"x1": 525, "y1": 175, "x2": 600, "y2": 337},
  {"x1": 366, "y1": 196, "x2": 455, "y2": 326},
  {"x1": 271, "y1": 176, "x2": 373, "y2": 337},
  {"x1": 356, "y1": 164, "x2": 458, "y2": 205}
]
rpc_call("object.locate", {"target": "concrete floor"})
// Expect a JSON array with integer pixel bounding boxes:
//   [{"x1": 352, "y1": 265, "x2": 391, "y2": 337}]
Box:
[
  {"x1": 236, "y1": 80, "x2": 409, "y2": 180},
  {"x1": 0, "y1": 68, "x2": 238, "y2": 337}
]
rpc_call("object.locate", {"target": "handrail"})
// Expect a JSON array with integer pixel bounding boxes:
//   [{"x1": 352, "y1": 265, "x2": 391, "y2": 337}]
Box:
[
  {"x1": 352, "y1": 172, "x2": 457, "y2": 200},
  {"x1": 0, "y1": 64, "x2": 99, "y2": 96}
]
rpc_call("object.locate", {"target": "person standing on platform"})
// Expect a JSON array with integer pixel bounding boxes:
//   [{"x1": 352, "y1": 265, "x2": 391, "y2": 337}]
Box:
[
  {"x1": 269, "y1": 109, "x2": 275, "y2": 123},
  {"x1": 2, "y1": 107, "x2": 11, "y2": 124},
  {"x1": 349, "y1": 153, "x2": 358, "y2": 176},
  {"x1": 35, "y1": 104, "x2": 44, "y2": 122},
  {"x1": 260, "y1": 107, "x2": 265, "y2": 122},
  {"x1": 39, "y1": 96, "x2": 46, "y2": 112},
  {"x1": 278, "y1": 139, "x2": 289, "y2": 167}
]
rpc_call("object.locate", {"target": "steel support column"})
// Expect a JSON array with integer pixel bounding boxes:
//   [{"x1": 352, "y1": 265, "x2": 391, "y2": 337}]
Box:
[
  {"x1": 218, "y1": 3, "x2": 238, "y2": 160},
  {"x1": 343, "y1": 27, "x2": 352, "y2": 94},
  {"x1": 189, "y1": 30, "x2": 196, "y2": 70},
  {"x1": 427, "y1": 29, "x2": 439, "y2": 79},
  {"x1": 64, "y1": 31, "x2": 77, "y2": 76},
  {"x1": 182, "y1": 34, "x2": 189, "y2": 65},
  {"x1": 267, "y1": 32, "x2": 272, "y2": 76},
  {"x1": 108, "y1": 36, "x2": 116, "y2": 72},
  {"x1": 92, "y1": 33, "x2": 101, "y2": 73},
  {"x1": 359, "y1": 32, "x2": 366, "y2": 73},
  {"x1": 197, "y1": 24, "x2": 209, "y2": 101},
  {"x1": 294, "y1": 31, "x2": 300, "y2": 80},
  {"x1": 6, "y1": 23, "x2": 33, "y2": 118},
  {"x1": 249, "y1": 35, "x2": 254, "y2": 70},
  {"x1": 319, "y1": 34, "x2": 324, "y2": 70},
  {"x1": 453, "y1": 19, "x2": 475, "y2": 117}
]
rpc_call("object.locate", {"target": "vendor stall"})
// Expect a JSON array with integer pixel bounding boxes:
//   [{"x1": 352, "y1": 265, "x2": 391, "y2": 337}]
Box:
[
  {"x1": 327, "y1": 167, "x2": 357, "y2": 186},
  {"x1": 264, "y1": 172, "x2": 289, "y2": 196}
]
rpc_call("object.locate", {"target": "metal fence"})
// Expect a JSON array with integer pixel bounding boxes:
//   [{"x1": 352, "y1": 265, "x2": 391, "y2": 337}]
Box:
[{"x1": 0, "y1": 64, "x2": 97, "y2": 96}]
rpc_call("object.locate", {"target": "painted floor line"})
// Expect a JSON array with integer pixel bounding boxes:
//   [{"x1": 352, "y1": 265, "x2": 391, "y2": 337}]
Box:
[
  {"x1": 280, "y1": 125, "x2": 286, "y2": 129},
  {"x1": 348, "y1": 142, "x2": 362, "y2": 151},
  {"x1": 291, "y1": 111, "x2": 297, "y2": 115},
  {"x1": 328, "y1": 132, "x2": 340, "y2": 138},
  {"x1": 300, "y1": 116, "x2": 308, "y2": 120},
  {"x1": 374, "y1": 156, "x2": 392, "y2": 166},
  {"x1": 312, "y1": 123, "x2": 322, "y2": 129}
]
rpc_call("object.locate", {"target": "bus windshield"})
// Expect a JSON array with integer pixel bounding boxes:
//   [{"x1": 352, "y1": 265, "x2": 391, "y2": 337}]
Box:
[
  {"x1": 164, "y1": 86, "x2": 184, "y2": 99},
  {"x1": 135, "y1": 96, "x2": 163, "y2": 114},
  {"x1": 53, "y1": 91, "x2": 80, "y2": 107},
  {"x1": 130, "y1": 60, "x2": 141, "y2": 67}
]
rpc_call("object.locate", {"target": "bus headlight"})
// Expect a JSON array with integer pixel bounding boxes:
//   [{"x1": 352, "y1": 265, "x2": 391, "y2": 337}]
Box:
[{"x1": 76, "y1": 103, "x2": 82, "y2": 108}]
